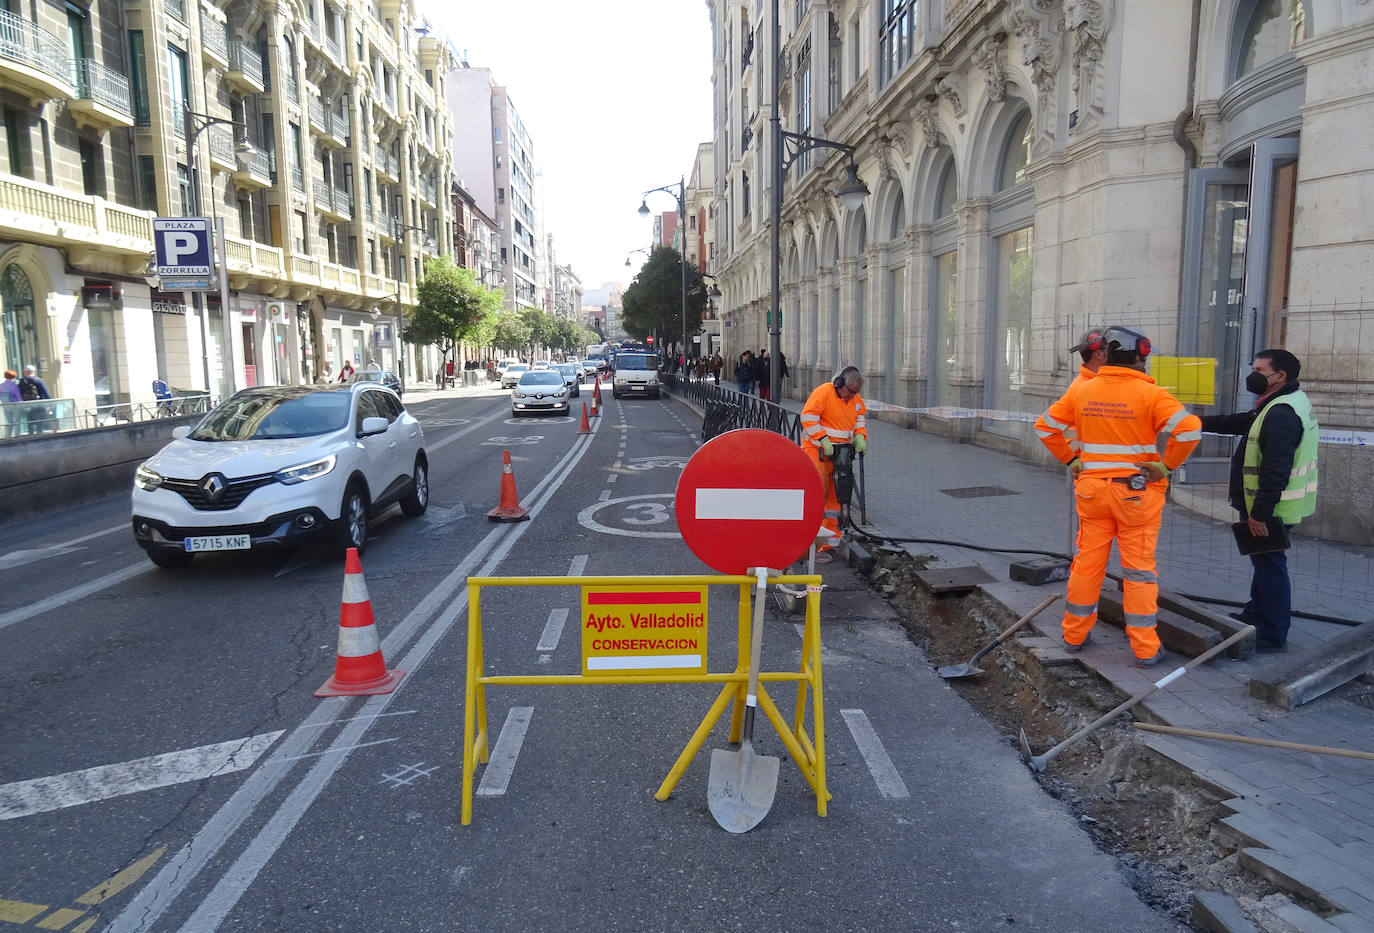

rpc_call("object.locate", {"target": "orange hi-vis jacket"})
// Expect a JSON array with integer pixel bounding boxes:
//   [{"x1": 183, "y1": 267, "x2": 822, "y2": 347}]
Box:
[
  {"x1": 1035, "y1": 366, "x2": 1202, "y2": 477},
  {"x1": 800, "y1": 383, "x2": 868, "y2": 452}
]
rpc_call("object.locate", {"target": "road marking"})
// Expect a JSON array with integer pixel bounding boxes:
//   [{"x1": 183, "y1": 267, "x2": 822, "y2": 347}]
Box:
[
  {"x1": 577, "y1": 494, "x2": 679, "y2": 539},
  {"x1": 76, "y1": 846, "x2": 167, "y2": 905},
  {"x1": 297, "y1": 709, "x2": 417, "y2": 730},
  {"x1": 0, "y1": 732, "x2": 283, "y2": 821},
  {"x1": 569, "y1": 554, "x2": 588, "y2": 576},
  {"x1": 598, "y1": 489, "x2": 611, "y2": 501},
  {"x1": 0, "y1": 564, "x2": 150, "y2": 632},
  {"x1": 607, "y1": 474, "x2": 617, "y2": 483},
  {"x1": 137, "y1": 413, "x2": 603, "y2": 933},
  {"x1": 0, "y1": 523, "x2": 125, "y2": 571},
  {"x1": 536, "y1": 608, "x2": 568, "y2": 652},
  {"x1": 274, "y1": 737, "x2": 398, "y2": 763},
  {"x1": 476, "y1": 707, "x2": 534, "y2": 796},
  {"x1": 424, "y1": 405, "x2": 509, "y2": 454},
  {"x1": 840, "y1": 709, "x2": 910, "y2": 799},
  {"x1": 379, "y1": 762, "x2": 438, "y2": 789},
  {"x1": 0, "y1": 900, "x2": 47, "y2": 923}
]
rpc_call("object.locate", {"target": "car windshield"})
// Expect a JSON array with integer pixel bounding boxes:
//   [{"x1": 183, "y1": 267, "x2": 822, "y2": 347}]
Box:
[
  {"x1": 507, "y1": 364, "x2": 529, "y2": 373},
  {"x1": 191, "y1": 389, "x2": 352, "y2": 440},
  {"x1": 617, "y1": 355, "x2": 656, "y2": 371},
  {"x1": 350, "y1": 371, "x2": 385, "y2": 383},
  {"x1": 518, "y1": 371, "x2": 564, "y2": 386},
  {"x1": 556, "y1": 365, "x2": 577, "y2": 377}
]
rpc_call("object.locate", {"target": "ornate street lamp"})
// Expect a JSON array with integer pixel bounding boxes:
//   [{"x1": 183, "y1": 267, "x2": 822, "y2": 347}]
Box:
[{"x1": 636, "y1": 178, "x2": 689, "y2": 369}]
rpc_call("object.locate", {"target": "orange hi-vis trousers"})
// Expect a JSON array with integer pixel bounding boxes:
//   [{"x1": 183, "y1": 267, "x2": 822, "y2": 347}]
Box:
[
  {"x1": 1063, "y1": 476, "x2": 1164, "y2": 660},
  {"x1": 804, "y1": 445, "x2": 843, "y2": 550}
]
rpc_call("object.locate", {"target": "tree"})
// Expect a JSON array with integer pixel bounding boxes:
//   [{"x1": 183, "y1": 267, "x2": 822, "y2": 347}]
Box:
[
  {"x1": 519, "y1": 307, "x2": 557, "y2": 360},
  {"x1": 620, "y1": 246, "x2": 706, "y2": 352},
  {"x1": 405, "y1": 257, "x2": 501, "y2": 362},
  {"x1": 488, "y1": 310, "x2": 532, "y2": 355}
]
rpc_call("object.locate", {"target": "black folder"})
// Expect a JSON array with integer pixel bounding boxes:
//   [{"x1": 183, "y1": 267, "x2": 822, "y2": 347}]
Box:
[{"x1": 1231, "y1": 518, "x2": 1291, "y2": 556}]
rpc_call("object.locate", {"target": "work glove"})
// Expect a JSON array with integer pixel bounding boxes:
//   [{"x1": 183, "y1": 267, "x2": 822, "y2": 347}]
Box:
[
  {"x1": 1068, "y1": 457, "x2": 1084, "y2": 476},
  {"x1": 1134, "y1": 461, "x2": 1170, "y2": 482},
  {"x1": 821, "y1": 438, "x2": 834, "y2": 459},
  {"x1": 854, "y1": 434, "x2": 867, "y2": 456}
]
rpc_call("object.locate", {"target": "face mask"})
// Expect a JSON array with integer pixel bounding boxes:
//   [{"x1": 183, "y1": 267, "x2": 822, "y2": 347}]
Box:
[{"x1": 1246, "y1": 371, "x2": 1274, "y2": 395}]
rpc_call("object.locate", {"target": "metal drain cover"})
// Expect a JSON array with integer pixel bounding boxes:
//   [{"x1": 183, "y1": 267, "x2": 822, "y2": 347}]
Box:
[
  {"x1": 914, "y1": 565, "x2": 995, "y2": 596},
  {"x1": 939, "y1": 485, "x2": 1020, "y2": 499}
]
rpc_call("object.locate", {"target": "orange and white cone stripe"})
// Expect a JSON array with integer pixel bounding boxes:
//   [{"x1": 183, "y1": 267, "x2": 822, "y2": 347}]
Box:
[{"x1": 315, "y1": 548, "x2": 404, "y2": 697}]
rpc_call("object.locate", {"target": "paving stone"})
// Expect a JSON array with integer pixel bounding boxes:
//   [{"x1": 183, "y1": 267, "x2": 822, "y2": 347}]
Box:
[
  {"x1": 1220, "y1": 813, "x2": 1315, "y2": 859},
  {"x1": 1324, "y1": 888, "x2": 1374, "y2": 924},
  {"x1": 1271, "y1": 903, "x2": 1344, "y2": 932},
  {"x1": 1239, "y1": 848, "x2": 1340, "y2": 909},
  {"x1": 1192, "y1": 890, "x2": 1260, "y2": 933},
  {"x1": 1328, "y1": 911, "x2": 1374, "y2": 933}
]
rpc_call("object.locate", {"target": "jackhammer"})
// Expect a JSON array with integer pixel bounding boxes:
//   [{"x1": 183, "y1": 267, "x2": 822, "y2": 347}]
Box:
[{"x1": 773, "y1": 441, "x2": 862, "y2": 614}]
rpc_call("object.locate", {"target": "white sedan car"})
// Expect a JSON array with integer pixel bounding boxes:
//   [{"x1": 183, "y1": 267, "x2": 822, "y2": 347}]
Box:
[
  {"x1": 511, "y1": 369, "x2": 570, "y2": 416},
  {"x1": 131, "y1": 384, "x2": 427, "y2": 567}
]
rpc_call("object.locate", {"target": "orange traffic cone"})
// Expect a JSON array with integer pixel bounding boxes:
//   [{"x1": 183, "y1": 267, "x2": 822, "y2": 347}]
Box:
[
  {"x1": 316, "y1": 548, "x2": 405, "y2": 697},
  {"x1": 592, "y1": 377, "x2": 603, "y2": 408},
  {"x1": 487, "y1": 449, "x2": 530, "y2": 522},
  {"x1": 579, "y1": 401, "x2": 591, "y2": 434}
]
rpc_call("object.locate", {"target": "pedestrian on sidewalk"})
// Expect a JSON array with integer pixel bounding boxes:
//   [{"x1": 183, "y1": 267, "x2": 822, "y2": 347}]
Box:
[
  {"x1": 1034, "y1": 327, "x2": 1202, "y2": 667},
  {"x1": 18, "y1": 364, "x2": 52, "y2": 434},
  {"x1": 800, "y1": 366, "x2": 868, "y2": 561},
  {"x1": 710, "y1": 351, "x2": 723, "y2": 385},
  {"x1": 734, "y1": 351, "x2": 755, "y2": 394},
  {"x1": 1, "y1": 369, "x2": 21, "y2": 438},
  {"x1": 338, "y1": 361, "x2": 354, "y2": 382},
  {"x1": 318, "y1": 362, "x2": 333, "y2": 384},
  {"x1": 756, "y1": 351, "x2": 772, "y2": 400},
  {"x1": 1198, "y1": 349, "x2": 1317, "y2": 654}
]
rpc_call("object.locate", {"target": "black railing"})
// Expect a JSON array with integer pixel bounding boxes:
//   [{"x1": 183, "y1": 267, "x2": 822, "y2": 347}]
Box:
[{"x1": 661, "y1": 374, "x2": 802, "y2": 444}]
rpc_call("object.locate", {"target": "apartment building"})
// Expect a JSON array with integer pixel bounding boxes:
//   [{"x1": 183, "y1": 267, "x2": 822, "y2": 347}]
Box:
[
  {"x1": 0, "y1": 0, "x2": 457, "y2": 410},
  {"x1": 551, "y1": 262, "x2": 582, "y2": 323},
  {"x1": 451, "y1": 180, "x2": 501, "y2": 292},
  {"x1": 685, "y1": 141, "x2": 718, "y2": 354},
  {"x1": 708, "y1": 0, "x2": 1374, "y2": 543},
  {"x1": 446, "y1": 68, "x2": 542, "y2": 312}
]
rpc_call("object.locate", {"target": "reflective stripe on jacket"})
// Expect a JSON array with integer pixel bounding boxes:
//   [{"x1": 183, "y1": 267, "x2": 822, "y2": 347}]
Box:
[
  {"x1": 800, "y1": 382, "x2": 868, "y2": 449},
  {"x1": 1035, "y1": 365, "x2": 1095, "y2": 460},
  {"x1": 1037, "y1": 366, "x2": 1201, "y2": 478},
  {"x1": 1244, "y1": 389, "x2": 1318, "y2": 523}
]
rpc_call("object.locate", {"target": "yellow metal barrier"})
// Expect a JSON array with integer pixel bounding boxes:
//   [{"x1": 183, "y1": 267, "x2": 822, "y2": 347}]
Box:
[{"x1": 461, "y1": 574, "x2": 828, "y2": 825}]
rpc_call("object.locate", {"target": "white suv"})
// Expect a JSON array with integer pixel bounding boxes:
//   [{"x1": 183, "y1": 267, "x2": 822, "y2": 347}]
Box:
[{"x1": 131, "y1": 384, "x2": 427, "y2": 567}]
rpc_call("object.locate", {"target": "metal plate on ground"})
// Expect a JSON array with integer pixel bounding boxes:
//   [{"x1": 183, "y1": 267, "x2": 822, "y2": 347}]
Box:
[
  {"x1": 914, "y1": 565, "x2": 995, "y2": 596},
  {"x1": 939, "y1": 485, "x2": 1020, "y2": 499}
]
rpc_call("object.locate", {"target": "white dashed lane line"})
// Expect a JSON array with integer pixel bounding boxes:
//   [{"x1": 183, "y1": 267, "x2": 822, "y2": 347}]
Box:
[
  {"x1": 536, "y1": 609, "x2": 568, "y2": 652},
  {"x1": 475, "y1": 707, "x2": 534, "y2": 797},
  {"x1": 598, "y1": 489, "x2": 611, "y2": 501},
  {"x1": 841, "y1": 709, "x2": 911, "y2": 799}
]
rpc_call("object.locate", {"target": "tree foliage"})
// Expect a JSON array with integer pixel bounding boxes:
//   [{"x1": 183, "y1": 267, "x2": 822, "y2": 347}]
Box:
[
  {"x1": 620, "y1": 246, "x2": 707, "y2": 350},
  {"x1": 405, "y1": 257, "x2": 502, "y2": 357},
  {"x1": 488, "y1": 310, "x2": 532, "y2": 354}
]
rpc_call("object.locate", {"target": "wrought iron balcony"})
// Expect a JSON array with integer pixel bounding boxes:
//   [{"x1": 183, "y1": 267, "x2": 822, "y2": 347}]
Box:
[
  {"x1": 308, "y1": 95, "x2": 327, "y2": 132},
  {"x1": 165, "y1": 0, "x2": 187, "y2": 22},
  {"x1": 418, "y1": 176, "x2": 437, "y2": 205},
  {"x1": 200, "y1": 16, "x2": 228, "y2": 65},
  {"x1": 328, "y1": 110, "x2": 349, "y2": 144},
  {"x1": 324, "y1": 33, "x2": 342, "y2": 63},
  {"x1": 291, "y1": 164, "x2": 304, "y2": 191},
  {"x1": 68, "y1": 58, "x2": 133, "y2": 130},
  {"x1": 0, "y1": 9, "x2": 73, "y2": 102},
  {"x1": 226, "y1": 41, "x2": 265, "y2": 94},
  {"x1": 230, "y1": 144, "x2": 273, "y2": 190}
]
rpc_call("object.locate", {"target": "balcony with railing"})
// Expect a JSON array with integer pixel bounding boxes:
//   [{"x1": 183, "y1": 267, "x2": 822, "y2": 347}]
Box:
[
  {"x1": 207, "y1": 127, "x2": 241, "y2": 172},
  {"x1": 327, "y1": 110, "x2": 349, "y2": 146},
  {"x1": 375, "y1": 146, "x2": 398, "y2": 183},
  {"x1": 332, "y1": 184, "x2": 353, "y2": 221},
  {"x1": 226, "y1": 41, "x2": 265, "y2": 94},
  {"x1": 0, "y1": 173, "x2": 153, "y2": 258},
  {"x1": 0, "y1": 9, "x2": 73, "y2": 102},
  {"x1": 229, "y1": 143, "x2": 273, "y2": 190},
  {"x1": 68, "y1": 58, "x2": 133, "y2": 131},
  {"x1": 302, "y1": 16, "x2": 323, "y2": 51},
  {"x1": 418, "y1": 176, "x2": 437, "y2": 206},
  {"x1": 308, "y1": 95, "x2": 327, "y2": 133},
  {"x1": 200, "y1": 15, "x2": 228, "y2": 67},
  {"x1": 324, "y1": 32, "x2": 342, "y2": 64},
  {"x1": 291, "y1": 163, "x2": 304, "y2": 191},
  {"x1": 282, "y1": 68, "x2": 298, "y2": 104},
  {"x1": 165, "y1": 0, "x2": 187, "y2": 22}
]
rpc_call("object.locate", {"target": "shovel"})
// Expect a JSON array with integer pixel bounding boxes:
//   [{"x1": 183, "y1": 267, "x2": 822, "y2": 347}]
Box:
[
  {"x1": 937, "y1": 593, "x2": 1062, "y2": 679},
  {"x1": 708, "y1": 567, "x2": 781, "y2": 833}
]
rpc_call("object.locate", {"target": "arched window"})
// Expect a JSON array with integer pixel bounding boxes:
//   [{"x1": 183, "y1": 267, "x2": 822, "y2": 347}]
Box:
[
  {"x1": 889, "y1": 198, "x2": 906, "y2": 240},
  {"x1": 1236, "y1": 0, "x2": 1309, "y2": 80},
  {"x1": 997, "y1": 111, "x2": 1033, "y2": 192},
  {"x1": 935, "y1": 161, "x2": 957, "y2": 219},
  {"x1": 1, "y1": 264, "x2": 39, "y2": 376}
]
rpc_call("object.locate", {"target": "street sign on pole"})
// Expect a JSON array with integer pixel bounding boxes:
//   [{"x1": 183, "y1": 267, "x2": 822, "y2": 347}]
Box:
[
  {"x1": 674, "y1": 429, "x2": 824, "y2": 575},
  {"x1": 153, "y1": 217, "x2": 213, "y2": 289}
]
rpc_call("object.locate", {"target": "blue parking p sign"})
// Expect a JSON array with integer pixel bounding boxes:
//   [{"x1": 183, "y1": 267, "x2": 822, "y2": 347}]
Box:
[{"x1": 153, "y1": 217, "x2": 212, "y2": 278}]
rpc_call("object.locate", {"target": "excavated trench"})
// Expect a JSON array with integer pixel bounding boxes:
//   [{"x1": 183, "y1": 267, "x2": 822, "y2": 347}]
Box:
[{"x1": 865, "y1": 546, "x2": 1288, "y2": 930}]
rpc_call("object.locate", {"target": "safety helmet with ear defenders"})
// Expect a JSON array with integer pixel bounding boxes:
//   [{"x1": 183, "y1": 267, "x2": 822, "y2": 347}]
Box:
[
  {"x1": 1103, "y1": 326, "x2": 1152, "y2": 359},
  {"x1": 833, "y1": 366, "x2": 861, "y2": 389}
]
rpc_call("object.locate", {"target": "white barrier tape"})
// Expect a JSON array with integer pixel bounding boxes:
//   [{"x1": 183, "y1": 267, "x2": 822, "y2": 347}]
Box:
[
  {"x1": 336, "y1": 623, "x2": 381, "y2": 658},
  {"x1": 805, "y1": 584, "x2": 824, "y2": 593}
]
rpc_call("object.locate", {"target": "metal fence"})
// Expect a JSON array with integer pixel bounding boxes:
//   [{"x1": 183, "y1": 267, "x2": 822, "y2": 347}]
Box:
[
  {"x1": 1, "y1": 394, "x2": 212, "y2": 439},
  {"x1": 663, "y1": 374, "x2": 803, "y2": 443}
]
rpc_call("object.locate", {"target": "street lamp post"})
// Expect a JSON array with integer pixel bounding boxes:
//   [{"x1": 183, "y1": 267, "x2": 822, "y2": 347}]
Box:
[
  {"x1": 767, "y1": 0, "x2": 868, "y2": 401},
  {"x1": 637, "y1": 178, "x2": 688, "y2": 373},
  {"x1": 164, "y1": 107, "x2": 253, "y2": 396}
]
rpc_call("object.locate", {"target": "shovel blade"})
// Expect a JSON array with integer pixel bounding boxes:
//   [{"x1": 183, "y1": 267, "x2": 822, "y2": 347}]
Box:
[
  {"x1": 936, "y1": 662, "x2": 982, "y2": 679},
  {"x1": 707, "y1": 742, "x2": 780, "y2": 833}
]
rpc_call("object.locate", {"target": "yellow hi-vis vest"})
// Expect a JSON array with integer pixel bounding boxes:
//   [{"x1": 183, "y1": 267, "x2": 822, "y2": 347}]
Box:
[{"x1": 1243, "y1": 389, "x2": 1318, "y2": 524}]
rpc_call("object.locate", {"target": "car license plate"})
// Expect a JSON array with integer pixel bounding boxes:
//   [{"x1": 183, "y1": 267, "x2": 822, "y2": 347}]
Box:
[
  {"x1": 184, "y1": 534, "x2": 251, "y2": 552},
  {"x1": 631, "y1": 385, "x2": 644, "y2": 391}
]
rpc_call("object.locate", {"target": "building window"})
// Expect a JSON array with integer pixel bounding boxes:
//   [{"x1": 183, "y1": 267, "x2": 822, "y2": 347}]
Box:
[
  {"x1": 828, "y1": 14, "x2": 842, "y2": 111},
  {"x1": 1, "y1": 264, "x2": 39, "y2": 377},
  {"x1": 878, "y1": 0, "x2": 915, "y2": 87},
  {"x1": 79, "y1": 140, "x2": 101, "y2": 196},
  {"x1": 177, "y1": 164, "x2": 191, "y2": 214},
  {"x1": 997, "y1": 111, "x2": 1032, "y2": 192},
  {"x1": 849, "y1": 19, "x2": 859, "y2": 87},
  {"x1": 294, "y1": 211, "x2": 308, "y2": 253},
  {"x1": 795, "y1": 35, "x2": 812, "y2": 173},
  {"x1": 127, "y1": 31, "x2": 149, "y2": 125},
  {"x1": 1235, "y1": 0, "x2": 1309, "y2": 80},
  {"x1": 137, "y1": 155, "x2": 157, "y2": 210},
  {"x1": 425, "y1": 68, "x2": 433, "y2": 86},
  {"x1": 992, "y1": 227, "x2": 1033, "y2": 410},
  {"x1": 167, "y1": 45, "x2": 189, "y2": 136},
  {"x1": 4, "y1": 108, "x2": 28, "y2": 179},
  {"x1": 494, "y1": 127, "x2": 502, "y2": 143},
  {"x1": 933, "y1": 249, "x2": 958, "y2": 407}
]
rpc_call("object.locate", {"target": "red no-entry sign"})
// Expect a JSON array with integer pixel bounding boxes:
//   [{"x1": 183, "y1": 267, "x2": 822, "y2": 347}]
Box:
[{"x1": 675, "y1": 429, "x2": 825, "y2": 574}]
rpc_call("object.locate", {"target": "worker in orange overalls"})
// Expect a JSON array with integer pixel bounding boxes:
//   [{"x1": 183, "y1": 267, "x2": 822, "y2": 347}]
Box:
[
  {"x1": 1034, "y1": 326, "x2": 1202, "y2": 667},
  {"x1": 1037, "y1": 330, "x2": 1109, "y2": 456},
  {"x1": 800, "y1": 366, "x2": 868, "y2": 563}
]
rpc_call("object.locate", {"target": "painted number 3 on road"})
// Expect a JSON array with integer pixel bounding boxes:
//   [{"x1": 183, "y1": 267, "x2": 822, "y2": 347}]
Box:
[{"x1": 577, "y1": 494, "x2": 679, "y2": 538}]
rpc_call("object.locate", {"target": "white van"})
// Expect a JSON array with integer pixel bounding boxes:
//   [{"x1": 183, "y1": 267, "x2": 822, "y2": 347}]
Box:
[{"x1": 611, "y1": 352, "x2": 659, "y2": 399}]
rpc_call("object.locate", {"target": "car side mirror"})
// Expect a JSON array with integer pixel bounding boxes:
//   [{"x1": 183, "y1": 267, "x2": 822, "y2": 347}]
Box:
[
  {"x1": 172, "y1": 425, "x2": 192, "y2": 439},
  {"x1": 359, "y1": 416, "x2": 389, "y2": 436}
]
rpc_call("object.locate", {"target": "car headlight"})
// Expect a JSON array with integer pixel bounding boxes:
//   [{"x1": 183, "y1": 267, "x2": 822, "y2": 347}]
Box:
[
  {"x1": 274, "y1": 454, "x2": 337, "y2": 485},
  {"x1": 513, "y1": 391, "x2": 525, "y2": 399},
  {"x1": 615, "y1": 377, "x2": 626, "y2": 385},
  {"x1": 134, "y1": 463, "x2": 163, "y2": 491},
  {"x1": 647, "y1": 378, "x2": 659, "y2": 385}
]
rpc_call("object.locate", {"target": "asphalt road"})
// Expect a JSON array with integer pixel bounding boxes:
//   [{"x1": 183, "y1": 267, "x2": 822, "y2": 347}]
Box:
[{"x1": 0, "y1": 383, "x2": 1182, "y2": 932}]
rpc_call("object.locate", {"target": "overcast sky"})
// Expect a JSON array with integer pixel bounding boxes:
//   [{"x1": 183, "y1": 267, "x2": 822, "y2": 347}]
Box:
[{"x1": 420, "y1": 0, "x2": 715, "y2": 297}]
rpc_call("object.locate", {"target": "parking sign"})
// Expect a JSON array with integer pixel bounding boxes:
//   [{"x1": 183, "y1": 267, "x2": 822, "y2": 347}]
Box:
[{"x1": 153, "y1": 217, "x2": 213, "y2": 284}]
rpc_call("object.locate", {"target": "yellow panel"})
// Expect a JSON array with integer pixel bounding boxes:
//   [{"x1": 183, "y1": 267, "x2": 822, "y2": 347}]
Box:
[
  {"x1": 1151, "y1": 356, "x2": 1216, "y2": 405},
  {"x1": 35, "y1": 908, "x2": 87, "y2": 930},
  {"x1": 0, "y1": 900, "x2": 48, "y2": 923},
  {"x1": 581, "y1": 585, "x2": 708, "y2": 677}
]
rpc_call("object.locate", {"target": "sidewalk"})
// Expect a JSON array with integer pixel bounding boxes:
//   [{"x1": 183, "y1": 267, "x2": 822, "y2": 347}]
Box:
[{"x1": 671, "y1": 381, "x2": 1374, "y2": 932}]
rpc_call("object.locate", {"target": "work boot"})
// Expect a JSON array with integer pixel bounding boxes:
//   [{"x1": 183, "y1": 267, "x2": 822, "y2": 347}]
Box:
[
  {"x1": 1254, "y1": 637, "x2": 1288, "y2": 654},
  {"x1": 1061, "y1": 632, "x2": 1090, "y2": 653},
  {"x1": 813, "y1": 550, "x2": 835, "y2": 564},
  {"x1": 1135, "y1": 646, "x2": 1166, "y2": 668}
]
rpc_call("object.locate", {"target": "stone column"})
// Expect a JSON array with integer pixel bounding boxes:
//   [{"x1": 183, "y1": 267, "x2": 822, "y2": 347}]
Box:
[
  {"x1": 836, "y1": 256, "x2": 859, "y2": 370},
  {"x1": 814, "y1": 265, "x2": 833, "y2": 381},
  {"x1": 900, "y1": 224, "x2": 930, "y2": 411},
  {"x1": 953, "y1": 198, "x2": 989, "y2": 410}
]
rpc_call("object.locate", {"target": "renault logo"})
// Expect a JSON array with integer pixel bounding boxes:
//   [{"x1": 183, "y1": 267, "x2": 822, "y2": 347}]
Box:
[{"x1": 200, "y1": 473, "x2": 227, "y2": 502}]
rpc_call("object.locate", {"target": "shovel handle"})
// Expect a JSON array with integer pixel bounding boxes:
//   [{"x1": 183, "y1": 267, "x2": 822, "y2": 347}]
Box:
[
  {"x1": 746, "y1": 569, "x2": 769, "y2": 708},
  {"x1": 968, "y1": 593, "x2": 1062, "y2": 667}
]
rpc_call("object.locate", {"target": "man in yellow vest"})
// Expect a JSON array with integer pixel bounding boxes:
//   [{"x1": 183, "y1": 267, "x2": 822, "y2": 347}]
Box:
[{"x1": 1199, "y1": 349, "x2": 1318, "y2": 654}]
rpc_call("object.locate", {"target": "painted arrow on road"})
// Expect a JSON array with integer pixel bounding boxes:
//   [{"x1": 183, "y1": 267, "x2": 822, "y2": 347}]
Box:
[{"x1": 0, "y1": 732, "x2": 283, "y2": 821}]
